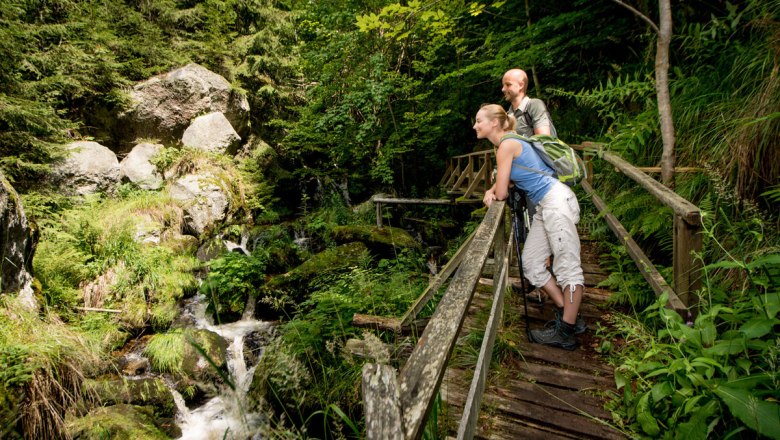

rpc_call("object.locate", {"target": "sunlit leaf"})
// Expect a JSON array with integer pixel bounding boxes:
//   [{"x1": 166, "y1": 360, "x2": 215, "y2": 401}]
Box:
[{"x1": 714, "y1": 385, "x2": 780, "y2": 439}]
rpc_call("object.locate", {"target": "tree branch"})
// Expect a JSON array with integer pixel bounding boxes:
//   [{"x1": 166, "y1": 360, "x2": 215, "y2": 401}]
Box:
[{"x1": 610, "y1": 0, "x2": 659, "y2": 34}]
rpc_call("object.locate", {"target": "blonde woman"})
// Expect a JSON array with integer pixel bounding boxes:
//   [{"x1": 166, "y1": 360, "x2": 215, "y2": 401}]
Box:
[{"x1": 474, "y1": 104, "x2": 585, "y2": 350}]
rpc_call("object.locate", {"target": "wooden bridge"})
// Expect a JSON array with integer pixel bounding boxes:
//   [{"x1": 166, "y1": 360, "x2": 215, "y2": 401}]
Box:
[{"x1": 358, "y1": 145, "x2": 702, "y2": 439}]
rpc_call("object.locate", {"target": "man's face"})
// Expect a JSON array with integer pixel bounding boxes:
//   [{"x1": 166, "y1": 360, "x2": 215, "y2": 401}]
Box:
[{"x1": 502, "y1": 74, "x2": 523, "y2": 102}]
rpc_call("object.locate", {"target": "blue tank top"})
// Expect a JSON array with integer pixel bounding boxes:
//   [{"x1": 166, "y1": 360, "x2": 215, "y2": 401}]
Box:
[{"x1": 506, "y1": 138, "x2": 557, "y2": 205}]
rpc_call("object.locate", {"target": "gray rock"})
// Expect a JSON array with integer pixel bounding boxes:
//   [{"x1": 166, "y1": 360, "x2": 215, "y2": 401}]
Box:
[
  {"x1": 181, "y1": 112, "x2": 241, "y2": 154},
  {"x1": 56, "y1": 141, "x2": 121, "y2": 196},
  {"x1": 169, "y1": 173, "x2": 230, "y2": 236},
  {"x1": 120, "y1": 143, "x2": 163, "y2": 190},
  {"x1": 0, "y1": 172, "x2": 36, "y2": 308},
  {"x1": 117, "y1": 64, "x2": 249, "y2": 146}
]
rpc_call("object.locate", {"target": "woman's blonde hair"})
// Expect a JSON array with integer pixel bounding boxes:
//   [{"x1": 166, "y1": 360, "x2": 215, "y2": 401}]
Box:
[{"x1": 479, "y1": 103, "x2": 516, "y2": 132}]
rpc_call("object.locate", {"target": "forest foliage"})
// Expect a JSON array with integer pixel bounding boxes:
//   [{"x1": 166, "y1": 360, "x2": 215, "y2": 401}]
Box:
[{"x1": 0, "y1": 0, "x2": 779, "y2": 439}]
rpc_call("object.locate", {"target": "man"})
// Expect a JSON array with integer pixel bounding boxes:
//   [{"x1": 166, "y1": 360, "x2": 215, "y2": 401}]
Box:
[
  {"x1": 502, "y1": 68, "x2": 556, "y2": 137},
  {"x1": 500, "y1": 70, "x2": 585, "y2": 337}
]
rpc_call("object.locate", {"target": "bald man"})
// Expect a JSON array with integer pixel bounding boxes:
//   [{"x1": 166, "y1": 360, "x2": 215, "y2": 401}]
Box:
[{"x1": 502, "y1": 69, "x2": 556, "y2": 137}]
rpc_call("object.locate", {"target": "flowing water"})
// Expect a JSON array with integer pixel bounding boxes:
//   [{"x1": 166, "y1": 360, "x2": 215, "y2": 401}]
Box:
[{"x1": 169, "y1": 295, "x2": 274, "y2": 440}]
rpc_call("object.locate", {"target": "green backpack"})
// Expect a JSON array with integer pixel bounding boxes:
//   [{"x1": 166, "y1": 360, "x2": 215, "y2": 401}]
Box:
[{"x1": 500, "y1": 133, "x2": 587, "y2": 187}]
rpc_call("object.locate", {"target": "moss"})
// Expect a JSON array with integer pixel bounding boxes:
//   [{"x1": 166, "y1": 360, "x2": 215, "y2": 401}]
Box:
[
  {"x1": 261, "y1": 242, "x2": 368, "y2": 309},
  {"x1": 83, "y1": 378, "x2": 175, "y2": 418},
  {"x1": 66, "y1": 404, "x2": 175, "y2": 440},
  {"x1": 145, "y1": 328, "x2": 227, "y2": 383},
  {"x1": 331, "y1": 225, "x2": 421, "y2": 257}
]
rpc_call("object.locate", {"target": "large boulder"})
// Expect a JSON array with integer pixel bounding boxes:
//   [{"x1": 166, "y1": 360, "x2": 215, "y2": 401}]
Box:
[
  {"x1": 117, "y1": 64, "x2": 250, "y2": 146},
  {"x1": 181, "y1": 112, "x2": 241, "y2": 154},
  {"x1": 55, "y1": 141, "x2": 121, "y2": 196},
  {"x1": 169, "y1": 173, "x2": 231, "y2": 236},
  {"x1": 120, "y1": 143, "x2": 164, "y2": 190},
  {"x1": 0, "y1": 172, "x2": 36, "y2": 308}
]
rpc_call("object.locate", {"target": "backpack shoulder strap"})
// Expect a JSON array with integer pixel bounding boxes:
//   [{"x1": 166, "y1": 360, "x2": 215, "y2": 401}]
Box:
[
  {"x1": 517, "y1": 96, "x2": 533, "y2": 128},
  {"x1": 499, "y1": 134, "x2": 555, "y2": 178}
]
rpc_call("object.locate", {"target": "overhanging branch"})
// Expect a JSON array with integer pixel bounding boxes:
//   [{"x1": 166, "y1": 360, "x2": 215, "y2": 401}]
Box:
[{"x1": 610, "y1": 0, "x2": 659, "y2": 34}]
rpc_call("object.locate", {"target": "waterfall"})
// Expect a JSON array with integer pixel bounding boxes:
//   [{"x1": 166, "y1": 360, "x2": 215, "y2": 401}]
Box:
[{"x1": 172, "y1": 294, "x2": 272, "y2": 440}]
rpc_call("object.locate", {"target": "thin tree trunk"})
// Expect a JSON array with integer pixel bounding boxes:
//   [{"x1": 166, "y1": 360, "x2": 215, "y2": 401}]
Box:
[
  {"x1": 611, "y1": 0, "x2": 675, "y2": 187},
  {"x1": 656, "y1": 0, "x2": 675, "y2": 187},
  {"x1": 525, "y1": 0, "x2": 542, "y2": 95}
]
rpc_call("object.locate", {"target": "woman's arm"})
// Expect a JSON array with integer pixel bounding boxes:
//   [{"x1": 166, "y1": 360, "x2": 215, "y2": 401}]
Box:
[{"x1": 492, "y1": 139, "x2": 519, "y2": 202}]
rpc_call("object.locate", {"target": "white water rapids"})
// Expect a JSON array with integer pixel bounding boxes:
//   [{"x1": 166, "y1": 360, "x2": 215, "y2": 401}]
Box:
[{"x1": 169, "y1": 295, "x2": 273, "y2": 440}]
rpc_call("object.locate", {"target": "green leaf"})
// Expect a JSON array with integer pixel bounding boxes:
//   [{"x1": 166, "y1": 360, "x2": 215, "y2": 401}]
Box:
[
  {"x1": 615, "y1": 371, "x2": 627, "y2": 389},
  {"x1": 651, "y1": 381, "x2": 674, "y2": 402},
  {"x1": 675, "y1": 399, "x2": 718, "y2": 440},
  {"x1": 761, "y1": 292, "x2": 780, "y2": 318},
  {"x1": 714, "y1": 385, "x2": 780, "y2": 439},
  {"x1": 739, "y1": 318, "x2": 778, "y2": 339},
  {"x1": 703, "y1": 338, "x2": 745, "y2": 357},
  {"x1": 746, "y1": 254, "x2": 780, "y2": 270},
  {"x1": 637, "y1": 391, "x2": 661, "y2": 436},
  {"x1": 725, "y1": 373, "x2": 772, "y2": 389}
]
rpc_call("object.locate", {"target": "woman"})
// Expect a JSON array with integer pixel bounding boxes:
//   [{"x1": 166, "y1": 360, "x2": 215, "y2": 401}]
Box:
[{"x1": 474, "y1": 104, "x2": 585, "y2": 350}]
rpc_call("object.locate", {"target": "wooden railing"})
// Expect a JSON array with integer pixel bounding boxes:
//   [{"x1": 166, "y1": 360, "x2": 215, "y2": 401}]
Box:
[
  {"x1": 439, "y1": 150, "x2": 494, "y2": 200},
  {"x1": 576, "y1": 143, "x2": 702, "y2": 314},
  {"x1": 362, "y1": 201, "x2": 510, "y2": 439}
]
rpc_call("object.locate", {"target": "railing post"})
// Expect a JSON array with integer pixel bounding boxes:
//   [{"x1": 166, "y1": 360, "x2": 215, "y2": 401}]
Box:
[
  {"x1": 674, "y1": 215, "x2": 702, "y2": 313},
  {"x1": 363, "y1": 363, "x2": 404, "y2": 439},
  {"x1": 376, "y1": 201, "x2": 383, "y2": 228}
]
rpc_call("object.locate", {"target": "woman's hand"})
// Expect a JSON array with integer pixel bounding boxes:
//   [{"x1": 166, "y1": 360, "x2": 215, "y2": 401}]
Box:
[{"x1": 483, "y1": 189, "x2": 497, "y2": 207}]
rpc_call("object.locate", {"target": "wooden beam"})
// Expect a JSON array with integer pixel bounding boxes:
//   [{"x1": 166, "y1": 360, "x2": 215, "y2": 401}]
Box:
[
  {"x1": 636, "y1": 166, "x2": 702, "y2": 173},
  {"x1": 457, "y1": 219, "x2": 510, "y2": 440},
  {"x1": 75, "y1": 307, "x2": 121, "y2": 313},
  {"x1": 373, "y1": 197, "x2": 455, "y2": 205},
  {"x1": 363, "y1": 363, "x2": 404, "y2": 439},
  {"x1": 352, "y1": 230, "x2": 476, "y2": 333},
  {"x1": 581, "y1": 181, "x2": 687, "y2": 314},
  {"x1": 399, "y1": 231, "x2": 476, "y2": 327},
  {"x1": 462, "y1": 160, "x2": 488, "y2": 200},
  {"x1": 451, "y1": 149, "x2": 494, "y2": 160},
  {"x1": 600, "y1": 151, "x2": 701, "y2": 226},
  {"x1": 353, "y1": 314, "x2": 403, "y2": 332},
  {"x1": 397, "y1": 202, "x2": 505, "y2": 440},
  {"x1": 674, "y1": 215, "x2": 702, "y2": 311}
]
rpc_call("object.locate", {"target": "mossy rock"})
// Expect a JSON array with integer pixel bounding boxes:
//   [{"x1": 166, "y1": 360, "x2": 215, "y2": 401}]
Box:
[
  {"x1": 331, "y1": 225, "x2": 420, "y2": 258},
  {"x1": 180, "y1": 328, "x2": 228, "y2": 383},
  {"x1": 247, "y1": 339, "x2": 309, "y2": 419},
  {"x1": 260, "y1": 242, "x2": 367, "y2": 312},
  {"x1": 84, "y1": 378, "x2": 175, "y2": 418},
  {"x1": 67, "y1": 404, "x2": 178, "y2": 440},
  {"x1": 160, "y1": 233, "x2": 199, "y2": 255}
]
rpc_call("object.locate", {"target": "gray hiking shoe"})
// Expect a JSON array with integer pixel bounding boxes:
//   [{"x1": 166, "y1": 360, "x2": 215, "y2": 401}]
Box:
[
  {"x1": 530, "y1": 320, "x2": 578, "y2": 351},
  {"x1": 547, "y1": 308, "x2": 588, "y2": 335}
]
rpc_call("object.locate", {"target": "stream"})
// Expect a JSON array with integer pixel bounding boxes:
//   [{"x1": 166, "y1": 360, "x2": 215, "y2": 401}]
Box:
[{"x1": 172, "y1": 294, "x2": 273, "y2": 440}]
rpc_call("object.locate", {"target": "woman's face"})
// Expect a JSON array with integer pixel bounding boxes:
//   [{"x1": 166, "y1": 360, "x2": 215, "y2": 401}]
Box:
[{"x1": 473, "y1": 109, "x2": 494, "y2": 139}]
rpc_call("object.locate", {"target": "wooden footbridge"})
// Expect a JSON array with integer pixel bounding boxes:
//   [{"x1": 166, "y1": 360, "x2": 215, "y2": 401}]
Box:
[{"x1": 357, "y1": 144, "x2": 703, "y2": 439}]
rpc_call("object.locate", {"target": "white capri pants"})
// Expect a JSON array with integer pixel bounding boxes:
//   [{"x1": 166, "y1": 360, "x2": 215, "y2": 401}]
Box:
[{"x1": 521, "y1": 182, "x2": 584, "y2": 294}]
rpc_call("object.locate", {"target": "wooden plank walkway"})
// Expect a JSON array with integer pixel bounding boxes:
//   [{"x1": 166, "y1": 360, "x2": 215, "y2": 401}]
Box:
[{"x1": 439, "y1": 236, "x2": 626, "y2": 439}]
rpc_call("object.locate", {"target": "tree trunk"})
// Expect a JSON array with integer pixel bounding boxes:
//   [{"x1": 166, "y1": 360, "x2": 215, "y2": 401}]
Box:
[
  {"x1": 656, "y1": 0, "x2": 675, "y2": 187},
  {"x1": 525, "y1": 0, "x2": 542, "y2": 96}
]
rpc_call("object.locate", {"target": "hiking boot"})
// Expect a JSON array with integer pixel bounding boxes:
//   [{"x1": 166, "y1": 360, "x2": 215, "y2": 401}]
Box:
[
  {"x1": 549, "y1": 308, "x2": 588, "y2": 335},
  {"x1": 530, "y1": 320, "x2": 578, "y2": 351}
]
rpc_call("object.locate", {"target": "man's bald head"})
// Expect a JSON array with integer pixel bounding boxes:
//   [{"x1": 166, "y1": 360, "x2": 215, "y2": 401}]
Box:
[
  {"x1": 504, "y1": 69, "x2": 528, "y2": 92},
  {"x1": 502, "y1": 68, "x2": 528, "y2": 107}
]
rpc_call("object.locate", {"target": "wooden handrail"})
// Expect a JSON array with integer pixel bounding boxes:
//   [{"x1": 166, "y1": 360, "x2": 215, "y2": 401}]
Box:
[
  {"x1": 580, "y1": 146, "x2": 702, "y2": 312},
  {"x1": 363, "y1": 201, "x2": 507, "y2": 439},
  {"x1": 451, "y1": 149, "x2": 494, "y2": 160}
]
